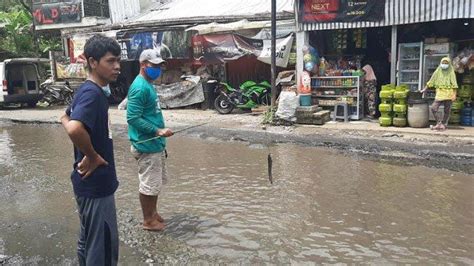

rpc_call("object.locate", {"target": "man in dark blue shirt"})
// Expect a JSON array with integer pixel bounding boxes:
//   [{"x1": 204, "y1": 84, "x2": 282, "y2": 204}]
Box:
[{"x1": 61, "y1": 35, "x2": 121, "y2": 266}]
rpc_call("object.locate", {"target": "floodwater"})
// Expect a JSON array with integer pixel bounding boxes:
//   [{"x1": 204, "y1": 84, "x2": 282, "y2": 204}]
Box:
[{"x1": 0, "y1": 121, "x2": 473, "y2": 264}]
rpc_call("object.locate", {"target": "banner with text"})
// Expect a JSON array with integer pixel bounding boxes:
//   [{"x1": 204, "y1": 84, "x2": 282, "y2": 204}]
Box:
[
  {"x1": 116, "y1": 30, "x2": 192, "y2": 60},
  {"x1": 32, "y1": 0, "x2": 81, "y2": 25},
  {"x1": 300, "y1": 0, "x2": 385, "y2": 23}
]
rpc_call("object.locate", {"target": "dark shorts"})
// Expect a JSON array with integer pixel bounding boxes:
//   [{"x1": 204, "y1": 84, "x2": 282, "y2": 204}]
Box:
[{"x1": 75, "y1": 194, "x2": 119, "y2": 266}]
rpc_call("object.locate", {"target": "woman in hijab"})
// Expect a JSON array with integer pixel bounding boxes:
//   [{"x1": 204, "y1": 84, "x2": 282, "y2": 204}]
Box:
[
  {"x1": 362, "y1": 64, "x2": 377, "y2": 118},
  {"x1": 420, "y1": 57, "x2": 458, "y2": 131}
]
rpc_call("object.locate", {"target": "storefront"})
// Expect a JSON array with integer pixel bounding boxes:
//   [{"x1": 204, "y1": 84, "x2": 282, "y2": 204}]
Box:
[
  {"x1": 295, "y1": 0, "x2": 474, "y2": 124},
  {"x1": 56, "y1": 27, "x2": 296, "y2": 110},
  {"x1": 56, "y1": 0, "x2": 295, "y2": 107},
  {"x1": 396, "y1": 20, "x2": 474, "y2": 124}
]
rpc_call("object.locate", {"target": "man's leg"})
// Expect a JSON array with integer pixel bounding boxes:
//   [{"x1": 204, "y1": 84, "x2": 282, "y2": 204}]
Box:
[
  {"x1": 76, "y1": 197, "x2": 87, "y2": 266},
  {"x1": 139, "y1": 193, "x2": 164, "y2": 230},
  {"x1": 134, "y1": 150, "x2": 165, "y2": 230},
  {"x1": 76, "y1": 195, "x2": 119, "y2": 266},
  {"x1": 156, "y1": 151, "x2": 168, "y2": 223}
]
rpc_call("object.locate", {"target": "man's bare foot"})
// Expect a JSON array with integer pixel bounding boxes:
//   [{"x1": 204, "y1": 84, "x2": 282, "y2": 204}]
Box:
[
  {"x1": 143, "y1": 219, "x2": 166, "y2": 231},
  {"x1": 431, "y1": 123, "x2": 442, "y2": 130},
  {"x1": 439, "y1": 124, "x2": 447, "y2": 131},
  {"x1": 154, "y1": 213, "x2": 165, "y2": 223}
]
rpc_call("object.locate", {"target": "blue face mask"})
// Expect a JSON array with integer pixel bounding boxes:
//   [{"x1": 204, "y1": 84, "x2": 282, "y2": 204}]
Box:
[
  {"x1": 102, "y1": 85, "x2": 111, "y2": 97},
  {"x1": 145, "y1": 66, "x2": 162, "y2": 80}
]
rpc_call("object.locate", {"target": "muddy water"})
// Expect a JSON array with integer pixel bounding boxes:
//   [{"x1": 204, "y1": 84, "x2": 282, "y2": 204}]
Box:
[{"x1": 0, "y1": 121, "x2": 473, "y2": 264}]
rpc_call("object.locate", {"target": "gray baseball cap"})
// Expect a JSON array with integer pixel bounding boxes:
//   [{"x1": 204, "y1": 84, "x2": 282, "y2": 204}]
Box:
[{"x1": 139, "y1": 49, "x2": 166, "y2": 65}]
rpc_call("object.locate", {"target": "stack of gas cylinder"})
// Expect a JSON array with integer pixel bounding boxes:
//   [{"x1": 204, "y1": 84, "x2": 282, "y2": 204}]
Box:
[{"x1": 379, "y1": 84, "x2": 409, "y2": 127}]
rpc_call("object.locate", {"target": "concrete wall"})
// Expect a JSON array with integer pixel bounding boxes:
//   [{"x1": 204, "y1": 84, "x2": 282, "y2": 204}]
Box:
[{"x1": 296, "y1": 31, "x2": 308, "y2": 89}]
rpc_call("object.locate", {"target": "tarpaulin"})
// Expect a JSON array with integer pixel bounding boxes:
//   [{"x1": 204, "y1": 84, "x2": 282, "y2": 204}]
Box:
[
  {"x1": 193, "y1": 33, "x2": 294, "y2": 67},
  {"x1": 155, "y1": 76, "x2": 205, "y2": 109}
]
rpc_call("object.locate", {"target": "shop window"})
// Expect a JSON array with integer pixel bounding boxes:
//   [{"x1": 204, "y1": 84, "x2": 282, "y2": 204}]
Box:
[{"x1": 83, "y1": 0, "x2": 110, "y2": 18}]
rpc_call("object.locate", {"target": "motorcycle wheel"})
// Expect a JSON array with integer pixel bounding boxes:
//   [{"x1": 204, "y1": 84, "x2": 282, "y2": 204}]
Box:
[
  {"x1": 65, "y1": 94, "x2": 73, "y2": 105},
  {"x1": 214, "y1": 94, "x2": 234, "y2": 114},
  {"x1": 260, "y1": 92, "x2": 271, "y2": 106}
]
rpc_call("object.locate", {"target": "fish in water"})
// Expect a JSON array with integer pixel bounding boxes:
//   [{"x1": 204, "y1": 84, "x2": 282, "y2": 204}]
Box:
[{"x1": 268, "y1": 154, "x2": 273, "y2": 184}]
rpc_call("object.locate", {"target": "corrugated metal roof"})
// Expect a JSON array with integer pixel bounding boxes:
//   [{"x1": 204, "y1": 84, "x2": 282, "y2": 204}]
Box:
[
  {"x1": 109, "y1": 0, "x2": 141, "y2": 23},
  {"x1": 298, "y1": 0, "x2": 474, "y2": 31},
  {"x1": 134, "y1": 0, "x2": 294, "y2": 23}
]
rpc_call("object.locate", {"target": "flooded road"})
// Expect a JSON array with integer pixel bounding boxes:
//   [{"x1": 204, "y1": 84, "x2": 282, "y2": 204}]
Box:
[{"x1": 0, "y1": 121, "x2": 473, "y2": 264}]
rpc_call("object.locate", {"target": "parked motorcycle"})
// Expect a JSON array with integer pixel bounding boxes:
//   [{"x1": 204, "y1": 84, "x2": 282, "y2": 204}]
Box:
[
  {"x1": 213, "y1": 80, "x2": 271, "y2": 114},
  {"x1": 38, "y1": 78, "x2": 74, "y2": 107}
]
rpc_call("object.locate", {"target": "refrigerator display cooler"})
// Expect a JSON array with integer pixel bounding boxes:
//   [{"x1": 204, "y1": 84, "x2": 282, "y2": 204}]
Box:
[{"x1": 397, "y1": 42, "x2": 423, "y2": 92}]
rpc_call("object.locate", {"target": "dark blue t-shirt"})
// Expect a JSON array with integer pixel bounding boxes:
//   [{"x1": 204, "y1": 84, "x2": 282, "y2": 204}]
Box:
[{"x1": 66, "y1": 80, "x2": 119, "y2": 198}]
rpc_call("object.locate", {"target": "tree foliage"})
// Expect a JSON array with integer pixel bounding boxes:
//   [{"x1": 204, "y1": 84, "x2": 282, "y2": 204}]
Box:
[{"x1": 0, "y1": 2, "x2": 62, "y2": 59}]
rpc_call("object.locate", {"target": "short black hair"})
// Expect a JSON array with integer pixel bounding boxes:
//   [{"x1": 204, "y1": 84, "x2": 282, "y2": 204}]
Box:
[{"x1": 83, "y1": 34, "x2": 121, "y2": 67}]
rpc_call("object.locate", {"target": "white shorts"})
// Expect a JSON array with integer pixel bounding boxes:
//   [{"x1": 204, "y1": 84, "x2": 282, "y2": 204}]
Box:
[{"x1": 131, "y1": 146, "x2": 168, "y2": 196}]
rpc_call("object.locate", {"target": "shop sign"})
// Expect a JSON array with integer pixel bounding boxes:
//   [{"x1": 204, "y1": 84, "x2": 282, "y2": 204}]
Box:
[
  {"x1": 192, "y1": 34, "x2": 294, "y2": 68},
  {"x1": 55, "y1": 35, "x2": 88, "y2": 79},
  {"x1": 52, "y1": 51, "x2": 87, "y2": 80},
  {"x1": 300, "y1": 0, "x2": 385, "y2": 23},
  {"x1": 69, "y1": 35, "x2": 88, "y2": 63},
  {"x1": 32, "y1": 0, "x2": 82, "y2": 25},
  {"x1": 257, "y1": 35, "x2": 294, "y2": 68}
]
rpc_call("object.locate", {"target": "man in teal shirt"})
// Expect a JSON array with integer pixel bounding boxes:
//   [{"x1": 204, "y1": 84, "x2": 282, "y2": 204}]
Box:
[{"x1": 127, "y1": 49, "x2": 173, "y2": 231}]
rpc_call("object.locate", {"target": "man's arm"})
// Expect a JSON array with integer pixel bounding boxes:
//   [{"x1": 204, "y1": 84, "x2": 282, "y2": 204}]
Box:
[
  {"x1": 61, "y1": 113, "x2": 96, "y2": 157},
  {"x1": 61, "y1": 113, "x2": 108, "y2": 178},
  {"x1": 127, "y1": 88, "x2": 172, "y2": 137}
]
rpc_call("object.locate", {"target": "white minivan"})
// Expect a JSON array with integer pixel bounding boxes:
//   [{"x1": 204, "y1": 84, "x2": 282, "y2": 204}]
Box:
[{"x1": 0, "y1": 58, "x2": 49, "y2": 107}]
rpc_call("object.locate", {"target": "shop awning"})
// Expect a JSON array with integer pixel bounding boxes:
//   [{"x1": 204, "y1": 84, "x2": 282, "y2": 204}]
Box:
[{"x1": 298, "y1": 0, "x2": 474, "y2": 31}]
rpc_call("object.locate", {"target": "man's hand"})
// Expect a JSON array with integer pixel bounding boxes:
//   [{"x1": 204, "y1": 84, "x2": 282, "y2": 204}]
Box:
[
  {"x1": 419, "y1": 86, "x2": 427, "y2": 94},
  {"x1": 77, "y1": 153, "x2": 109, "y2": 179},
  {"x1": 157, "y1": 128, "x2": 174, "y2": 137},
  {"x1": 60, "y1": 113, "x2": 70, "y2": 127}
]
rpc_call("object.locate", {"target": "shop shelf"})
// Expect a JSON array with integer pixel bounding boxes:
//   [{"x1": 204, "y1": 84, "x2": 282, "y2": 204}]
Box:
[
  {"x1": 314, "y1": 95, "x2": 357, "y2": 98},
  {"x1": 312, "y1": 76, "x2": 359, "y2": 79},
  {"x1": 312, "y1": 75, "x2": 362, "y2": 120},
  {"x1": 312, "y1": 86, "x2": 358, "y2": 88}
]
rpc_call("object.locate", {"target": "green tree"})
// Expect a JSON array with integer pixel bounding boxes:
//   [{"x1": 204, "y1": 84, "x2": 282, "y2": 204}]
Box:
[
  {"x1": 0, "y1": 0, "x2": 22, "y2": 12},
  {"x1": 0, "y1": 3, "x2": 61, "y2": 58},
  {"x1": 0, "y1": 6, "x2": 35, "y2": 57}
]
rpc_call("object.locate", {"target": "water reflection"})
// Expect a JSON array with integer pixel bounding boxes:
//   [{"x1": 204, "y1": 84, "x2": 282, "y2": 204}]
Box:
[
  {"x1": 0, "y1": 121, "x2": 472, "y2": 264},
  {"x1": 0, "y1": 128, "x2": 13, "y2": 167}
]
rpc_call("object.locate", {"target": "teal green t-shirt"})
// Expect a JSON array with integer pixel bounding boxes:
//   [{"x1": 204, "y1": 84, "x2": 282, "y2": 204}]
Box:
[{"x1": 127, "y1": 75, "x2": 166, "y2": 153}]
